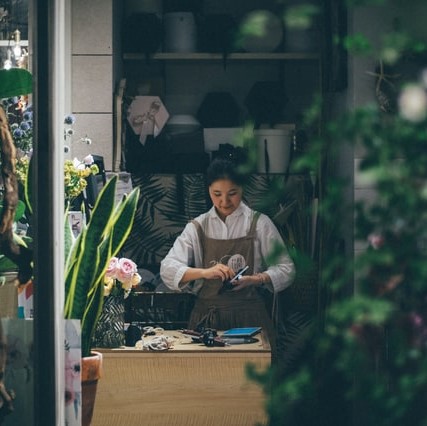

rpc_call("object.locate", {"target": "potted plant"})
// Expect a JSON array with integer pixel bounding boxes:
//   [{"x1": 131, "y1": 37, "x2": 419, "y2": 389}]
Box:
[
  {"x1": 0, "y1": 67, "x2": 141, "y2": 424},
  {"x1": 63, "y1": 174, "x2": 139, "y2": 425}
]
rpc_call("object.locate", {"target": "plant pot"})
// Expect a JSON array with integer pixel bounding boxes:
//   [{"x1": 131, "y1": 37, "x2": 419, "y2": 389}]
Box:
[{"x1": 81, "y1": 351, "x2": 103, "y2": 426}]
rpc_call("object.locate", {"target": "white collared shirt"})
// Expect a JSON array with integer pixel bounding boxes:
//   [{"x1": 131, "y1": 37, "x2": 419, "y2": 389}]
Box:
[{"x1": 160, "y1": 202, "x2": 295, "y2": 293}]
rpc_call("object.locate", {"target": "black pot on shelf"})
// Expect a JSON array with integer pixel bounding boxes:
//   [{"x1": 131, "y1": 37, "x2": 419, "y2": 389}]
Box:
[
  {"x1": 245, "y1": 81, "x2": 287, "y2": 127},
  {"x1": 197, "y1": 92, "x2": 241, "y2": 128},
  {"x1": 122, "y1": 12, "x2": 162, "y2": 56},
  {"x1": 198, "y1": 14, "x2": 238, "y2": 55}
]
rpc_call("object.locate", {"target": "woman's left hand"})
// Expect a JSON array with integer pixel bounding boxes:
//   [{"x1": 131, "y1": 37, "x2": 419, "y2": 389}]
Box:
[{"x1": 230, "y1": 275, "x2": 261, "y2": 292}]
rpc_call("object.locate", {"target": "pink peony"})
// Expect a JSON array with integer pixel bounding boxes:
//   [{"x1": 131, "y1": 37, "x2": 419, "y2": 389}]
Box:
[
  {"x1": 105, "y1": 257, "x2": 119, "y2": 278},
  {"x1": 116, "y1": 257, "x2": 138, "y2": 283},
  {"x1": 104, "y1": 257, "x2": 141, "y2": 298}
]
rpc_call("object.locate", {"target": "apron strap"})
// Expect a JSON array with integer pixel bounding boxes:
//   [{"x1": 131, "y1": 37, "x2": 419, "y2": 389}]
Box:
[
  {"x1": 248, "y1": 211, "x2": 261, "y2": 235},
  {"x1": 191, "y1": 219, "x2": 205, "y2": 253}
]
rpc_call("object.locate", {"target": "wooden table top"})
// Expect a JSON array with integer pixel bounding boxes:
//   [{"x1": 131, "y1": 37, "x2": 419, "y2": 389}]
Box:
[{"x1": 95, "y1": 329, "x2": 271, "y2": 354}]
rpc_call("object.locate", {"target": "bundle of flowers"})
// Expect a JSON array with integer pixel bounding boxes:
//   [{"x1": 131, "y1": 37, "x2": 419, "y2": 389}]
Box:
[
  {"x1": 104, "y1": 257, "x2": 141, "y2": 299},
  {"x1": 64, "y1": 155, "x2": 99, "y2": 202},
  {"x1": 2, "y1": 96, "x2": 33, "y2": 154}
]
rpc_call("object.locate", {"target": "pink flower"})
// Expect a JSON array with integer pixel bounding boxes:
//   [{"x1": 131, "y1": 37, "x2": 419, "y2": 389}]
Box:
[
  {"x1": 368, "y1": 233, "x2": 385, "y2": 250},
  {"x1": 105, "y1": 257, "x2": 119, "y2": 278},
  {"x1": 116, "y1": 257, "x2": 137, "y2": 283},
  {"x1": 104, "y1": 257, "x2": 141, "y2": 298}
]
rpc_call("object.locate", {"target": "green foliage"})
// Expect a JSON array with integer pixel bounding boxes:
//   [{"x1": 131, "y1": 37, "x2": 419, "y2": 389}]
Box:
[
  {"x1": 284, "y1": 3, "x2": 320, "y2": 30},
  {"x1": 0, "y1": 200, "x2": 31, "y2": 273},
  {"x1": 344, "y1": 33, "x2": 373, "y2": 55},
  {"x1": 64, "y1": 175, "x2": 139, "y2": 357},
  {"x1": 251, "y1": 1, "x2": 427, "y2": 425},
  {"x1": 0, "y1": 69, "x2": 32, "y2": 98}
]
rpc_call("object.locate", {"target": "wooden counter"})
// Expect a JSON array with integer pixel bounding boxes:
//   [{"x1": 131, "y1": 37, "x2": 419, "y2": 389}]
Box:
[{"x1": 92, "y1": 330, "x2": 271, "y2": 426}]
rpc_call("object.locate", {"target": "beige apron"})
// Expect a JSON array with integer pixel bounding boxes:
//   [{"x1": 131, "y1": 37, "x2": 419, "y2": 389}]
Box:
[{"x1": 188, "y1": 212, "x2": 276, "y2": 355}]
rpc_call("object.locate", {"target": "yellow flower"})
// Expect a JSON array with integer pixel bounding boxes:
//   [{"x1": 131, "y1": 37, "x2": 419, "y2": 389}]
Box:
[
  {"x1": 103, "y1": 276, "x2": 115, "y2": 297},
  {"x1": 15, "y1": 155, "x2": 30, "y2": 186},
  {"x1": 16, "y1": 156, "x2": 99, "y2": 203}
]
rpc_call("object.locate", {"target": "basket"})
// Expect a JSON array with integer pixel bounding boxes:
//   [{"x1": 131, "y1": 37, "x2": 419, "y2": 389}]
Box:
[{"x1": 125, "y1": 291, "x2": 195, "y2": 329}]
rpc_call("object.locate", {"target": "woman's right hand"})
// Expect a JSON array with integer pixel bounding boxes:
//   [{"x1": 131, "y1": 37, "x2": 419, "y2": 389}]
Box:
[{"x1": 202, "y1": 264, "x2": 235, "y2": 282}]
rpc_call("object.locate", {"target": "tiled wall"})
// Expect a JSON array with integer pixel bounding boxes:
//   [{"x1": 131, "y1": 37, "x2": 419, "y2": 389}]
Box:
[{"x1": 70, "y1": 0, "x2": 116, "y2": 170}]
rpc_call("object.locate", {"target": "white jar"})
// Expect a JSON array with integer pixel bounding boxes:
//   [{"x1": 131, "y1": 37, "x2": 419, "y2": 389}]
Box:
[
  {"x1": 254, "y1": 128, "x2": 294, "y2": 173},
  {"x1": 163, "y1": 12, "x2": 197, "y2": 53}
]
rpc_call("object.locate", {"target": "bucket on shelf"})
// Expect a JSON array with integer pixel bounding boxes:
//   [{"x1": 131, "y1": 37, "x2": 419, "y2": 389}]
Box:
[{"x1": 254, "y1": 126, "x2": 295, "y2": 174}]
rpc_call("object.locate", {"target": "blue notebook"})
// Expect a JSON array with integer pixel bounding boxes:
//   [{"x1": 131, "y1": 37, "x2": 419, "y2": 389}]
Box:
[{"x1": 221, "y1": 327, "x2": 262, "y2": 338}]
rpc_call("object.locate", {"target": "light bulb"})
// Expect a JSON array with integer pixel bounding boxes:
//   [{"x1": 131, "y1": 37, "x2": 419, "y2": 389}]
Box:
[
  {"x1": 3, "y1": 59, "x2": 12, "y2": 70},
  {"x1": 3, "y1": 49, "x2": 12, "y2": 70}
]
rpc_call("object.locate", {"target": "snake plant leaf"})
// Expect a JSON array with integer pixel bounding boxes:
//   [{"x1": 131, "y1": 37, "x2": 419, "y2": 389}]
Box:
[
  {"x1": 92, "y1": 188, "x2": 140, "y2": 283},
  {"x1": 0, "y1": 68, "x2": 32, "y2": 98},
  {"x1": 23, "y1": 155, "x2": 33, "y2": 216},
  {"x1": 64, "y1": 176, "x2": 118, "y2": 319},
  {"x1": 63, "y1": 174, "x2": 139, "y2": 357},
  {"x1": 81, "y1": 271, "x2": 105, "y2": 357}
]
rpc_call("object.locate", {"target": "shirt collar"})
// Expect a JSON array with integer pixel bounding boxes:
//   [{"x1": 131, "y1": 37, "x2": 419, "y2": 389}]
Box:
[{"x1": 207, "y1": 202, "x2": 250, "y2": 221}]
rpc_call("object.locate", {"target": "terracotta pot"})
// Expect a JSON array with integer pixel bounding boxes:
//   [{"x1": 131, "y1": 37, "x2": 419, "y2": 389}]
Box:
[{"x1": 81, "y1": 351, "x2": 103, "y2": 426}]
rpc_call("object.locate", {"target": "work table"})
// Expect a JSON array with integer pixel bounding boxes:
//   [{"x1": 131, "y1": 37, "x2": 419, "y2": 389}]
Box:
[{"x1": 92, "y1": 330, "x2": 271, "y2": 426}]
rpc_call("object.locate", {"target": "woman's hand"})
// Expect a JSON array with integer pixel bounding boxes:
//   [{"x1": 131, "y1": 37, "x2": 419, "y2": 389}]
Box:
[
  {"x1": 202, "y1": 264, "x2": 235, "y2": 282},
  {"x1": 230, "y1": 274, "x2": 263, "y2": 291}
]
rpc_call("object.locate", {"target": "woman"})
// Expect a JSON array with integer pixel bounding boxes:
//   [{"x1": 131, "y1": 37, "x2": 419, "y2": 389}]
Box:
[{"x1": 160, "y1": 158, "x2": 295, "y2": 354}]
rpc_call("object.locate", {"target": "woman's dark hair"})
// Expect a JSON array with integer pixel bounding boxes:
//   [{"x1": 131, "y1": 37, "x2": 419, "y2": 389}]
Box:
[{"x1": 206, "y1": 158, "x2": 246, "y2": 186}]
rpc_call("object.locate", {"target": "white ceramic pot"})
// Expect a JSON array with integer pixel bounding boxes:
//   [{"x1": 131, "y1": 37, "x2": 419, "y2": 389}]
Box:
[
  {"x1": 163, "y1": 12, "x2": 197, "y2": 52},
  {"x1": 254, "y1": 128, "x2": 294, "y2": 173}
]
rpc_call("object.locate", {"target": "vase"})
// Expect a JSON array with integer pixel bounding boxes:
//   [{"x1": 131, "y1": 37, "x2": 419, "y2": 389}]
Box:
[
  {"x1": 92, "y1": 294, "x2": 125, "y2": 348},
  {"x1": 81, "y1": 351, "x2": 103, "y2": 426}
]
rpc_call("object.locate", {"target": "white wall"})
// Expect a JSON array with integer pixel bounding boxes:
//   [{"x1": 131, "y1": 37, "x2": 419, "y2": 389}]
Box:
[{"x1": 70, "y1": 0, "x2": 116, "y2": 170}]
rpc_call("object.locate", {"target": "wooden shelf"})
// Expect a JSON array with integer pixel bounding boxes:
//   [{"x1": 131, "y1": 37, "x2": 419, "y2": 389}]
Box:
[{"x1": 123, "y1": 51, "x2": 320, "y2": 61}]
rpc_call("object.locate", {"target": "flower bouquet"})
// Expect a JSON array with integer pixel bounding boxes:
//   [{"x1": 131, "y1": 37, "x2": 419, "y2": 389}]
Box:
[{"x1": 92, "y1": 257, "x2": 141, "y2": 348}]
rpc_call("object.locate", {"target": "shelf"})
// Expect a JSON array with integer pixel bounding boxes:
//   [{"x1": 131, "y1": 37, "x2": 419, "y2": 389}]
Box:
[
  {"x1": 0, "y1": 40, "x2": 29, "y2": 47},
  {"x1": 123, "y1": 52, "x2": 320, "y2": 61}
]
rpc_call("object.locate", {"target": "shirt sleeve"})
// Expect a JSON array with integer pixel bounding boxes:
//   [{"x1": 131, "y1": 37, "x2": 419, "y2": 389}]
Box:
[
  {"x1": 255, "y1": 214, "x2": 295, "y2": 293},
  {"x1": 160, "y1": 221, "x2": 201, "y2": 292}
]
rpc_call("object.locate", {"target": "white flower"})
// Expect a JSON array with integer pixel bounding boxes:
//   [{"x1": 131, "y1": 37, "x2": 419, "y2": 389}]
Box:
[
  {"x1": 398, "y1": 84, "x2": 427, "y2": 122},
  {"x1": 83, "y1": 154, "x2": 94, "y2": 165},
  {"x1": 72, "y1": 157, "x2": 85, "y2": 170}
]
